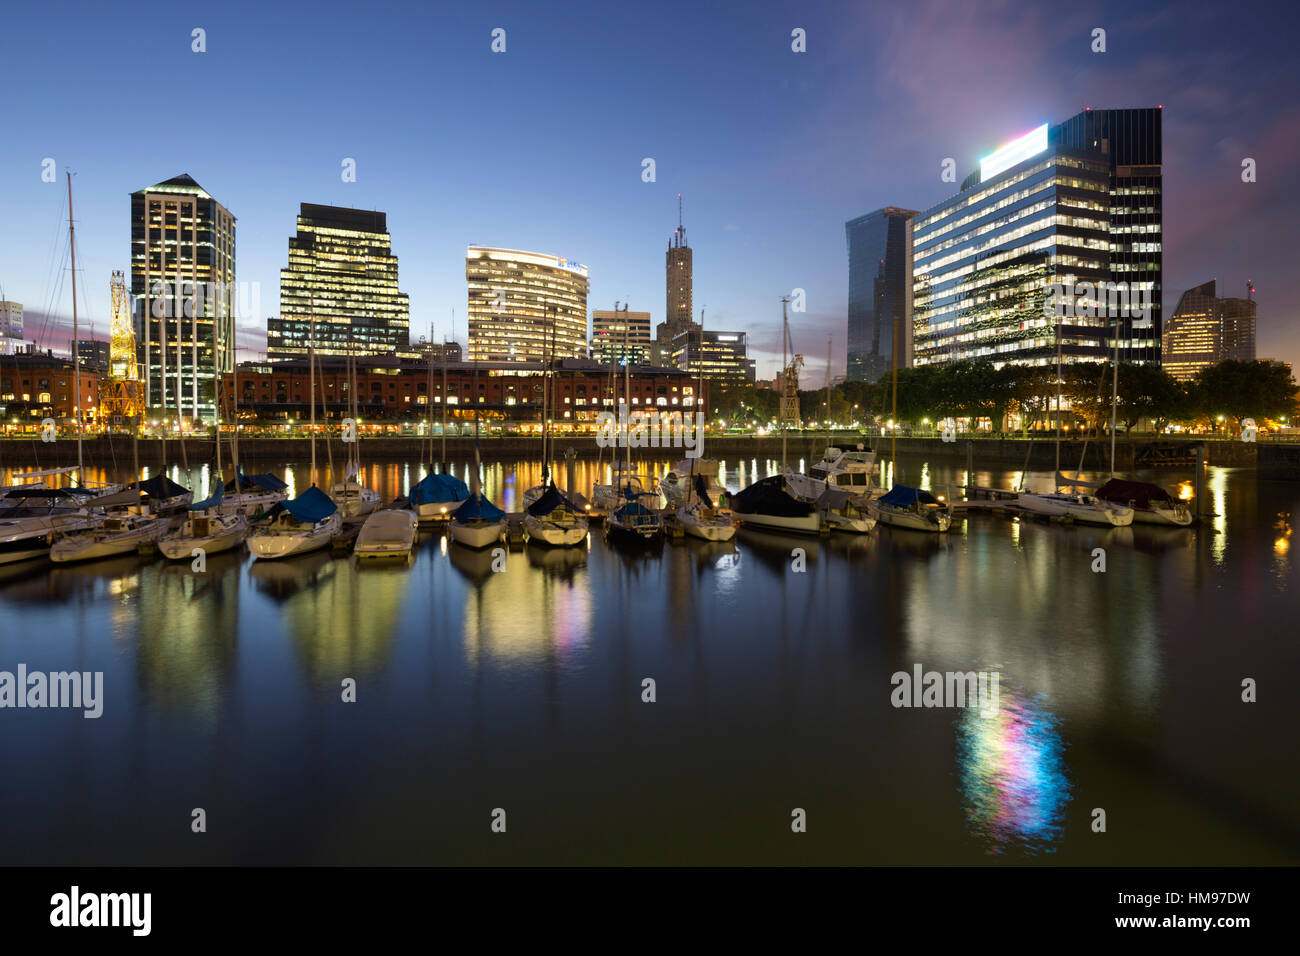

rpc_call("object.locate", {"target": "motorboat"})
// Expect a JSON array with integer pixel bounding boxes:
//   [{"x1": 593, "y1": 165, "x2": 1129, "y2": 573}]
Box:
[
  {"x1": 158, "y1": 484, "x2": 249, "y2": 560},
  {"x1": 354, "y1": 508, "x2": 418, "y2": 561},
  {"x1": 447, "y1": 493, "x2": 507, "y2": 549},
  {"x1": 784, "y1": 445, "x2": 879, "y2": 503},
  {"x1": 868, "y1": 485, "x2": 951, "y2": 532},
  {"x1": 1016, "y1": 491, "x2": 1133, "y2": 527},
  {"x1": 330, "y1": 476, "x2": 381, "y2": 518},
  {"x1": 0, "y1": 489, "x2": 99, "y2": 565},
  {"x1": 815, "y1": 486, "x2": 876, "y2": 534},
  {"x1": 659, "y1": 458, "x2": 726, "y2": 508},
  {"x1": 522, "y1": 483, "x2": 589, "y2": 547},
  {"x1": 49, "y1": 513, "x2": 166, "y2": 563},
  {"x1": 247, "y1": 485, "x2": 342, "y2": 560},
  {"x1": 1094, "y1": 478, "x2": 1193, "y2": 527},
  {"x1": 729, "y1": 474, "x2": 820, "y2": 534},
  {"x1": 409, "y1": 471, "x2": 470, "y2": 522}
]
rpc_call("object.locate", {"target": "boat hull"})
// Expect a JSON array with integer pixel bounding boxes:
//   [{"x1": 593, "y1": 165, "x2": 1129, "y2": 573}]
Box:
[
  {"x1": 522, "y1": 514, "x2": 588, "y2": 547},
  {"x1": 354, "y1": 511, "x2": 418, "y2": 559},
  {"x1": 734, "y1": 511, "x2": 821, "y2": 535},
  {"x1": 448, "y1": 520, "x2": 506, "y2": 549},
  {"x1": 868, "y1": 502, "x2": 950, "y2": 533},
  {"x1": 158, "y1": 516, "x2": 249, "y2": 560},
  {"x1": 50, "y1": 522, "x2": 165, "y2": 564},
  {"x1": 247, "y1": 514, "x2": 342, "y2": 560},
  {"x1": 676, "y1": 506, "x2": 736, "y2": 541}
]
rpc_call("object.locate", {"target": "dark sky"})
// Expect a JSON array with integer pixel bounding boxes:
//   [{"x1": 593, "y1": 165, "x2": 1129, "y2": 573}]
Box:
[{"x1": 2, "y1": 0, "x2": 1297, "y2": 378}]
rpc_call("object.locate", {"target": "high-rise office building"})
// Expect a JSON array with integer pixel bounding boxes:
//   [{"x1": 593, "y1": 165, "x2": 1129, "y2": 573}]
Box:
[
  {"x1": 268, "y1": 204, "x2": 410, "y2": 362},
  {"x1": 845, "y1": 207, "x2": 916, "y2": 382},
  {"x1": 466, "y1": 247, "x2": 590, "y2": 362},
  {"x1": 1051, "y1": 108, "x2": 1163, "y2": 363},
  {"x1": 72, "y1": 339, "x2": 110, "y2": 372},
  {"x1": 130, "y1": 174, "x2": 236, "y2": 422},
  {"x1": 0, "y1": 301, "x2": 22, "y2": 355},
  {"x1": 670, "y1": 328, "x2": 756, "y2": 385},
  {"x1": 655, "y1": 200, "x2": 696, "y2": 363},
  {"x1": 591, "y1": 309, "x2": 652, "y2": 365},
  {"x1": 1163, "y1": 280, "x2": 1257, "y2": 382}
]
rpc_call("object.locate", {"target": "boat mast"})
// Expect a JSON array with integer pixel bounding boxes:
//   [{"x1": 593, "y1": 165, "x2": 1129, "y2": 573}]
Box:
[
  {"x1": 1109, "y1": 311, "x2": 1120, "y2": 477},
  {"x1": 781, "y1": 296, "x2": 789, "y2": 473},
  {"x1": 1055, "y1": 300, "x2": 1063, "y2": 482},
  {"x1": 442, "y1": 312, "x2": 450, "y2": 467},
  {"x1": 309, "y1": 296, "x2": 316, "y2": 484},
  {"x1": 66, "y1": 172, "x2": 84, "y2": 481},
  {"x1": 825, "y1": 336, "x2": 833, "y2": 449},
  {"x1": 623, "y1": 302, "x2": 631, "y2": 482}
]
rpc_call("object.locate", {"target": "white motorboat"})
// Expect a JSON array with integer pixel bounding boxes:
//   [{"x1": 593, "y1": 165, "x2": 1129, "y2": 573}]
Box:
[
  {"x1": 522, "y1": 484, "x2": 589, "y2": 547},
  {"x1": 247, "y1": 485, "x2": 342, "y2": 560},
  {"x1": 331, "y1": 478, "x2": 381, "y2": 518},
  {"x1": 447, "y1": 493, "x2": 507, "y2": 549},
  {"x1": 0, "y1": 489, "x2": 99, "y2": 565},
  {"x1": 409, "y1": 471, "x2": 470, "y2": 522},
  {"x1": 50, "y1": 513, "x2": 165, "y2": 563},
  {"x1": 730, "y1": 474, "x2": 821, "y2": 534},
  {"x1": 158, "y1": 485, "x2": 249, "y2": 560},
  {"x1": 1016, "y1": 491, "x2": 1133, "y2": 527},
  {"x1": 659, "y1": 458, "x2": 726, "y2": 508},
  {"x1": 354, "y1": 508, "x2": 418, "y2": 560},
  {"x1": 784, "y1": 445, "x2": 879, "y2": 504},
  {"x1": 868, "y1": 485, "x2": 951, "y2": 533}
]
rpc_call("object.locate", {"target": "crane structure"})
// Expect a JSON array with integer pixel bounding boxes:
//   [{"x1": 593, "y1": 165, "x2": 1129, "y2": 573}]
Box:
[{"x1": 98, "y1": 270, "x2": 145, "y2": 428}]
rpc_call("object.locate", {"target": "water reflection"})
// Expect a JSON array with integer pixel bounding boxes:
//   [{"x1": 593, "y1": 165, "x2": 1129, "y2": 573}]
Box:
[{"x1": 956, "y1": 687, "x2": 1072, "y2": 855}]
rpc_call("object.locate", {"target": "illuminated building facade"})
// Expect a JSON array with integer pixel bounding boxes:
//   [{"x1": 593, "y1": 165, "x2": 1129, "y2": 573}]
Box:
[
  {"x1": 0, "y1": 301, "x2": 23, "y2": 354},
  {"x1": 130, "y1": 174, "x2": 236, "y2": 422},
  {"x1": 466, "y1": 247, "x2": 590, "y2": 363},
  {"x1": 269, "y1": 204, "x2": 410, "y2": 362},
  {"x1": 846, "y1": 207, "x2": 916, "y2": 382},
  {"x1": 591, "y1": 309, "x2": 652, "y2": 365},
  {"x1": 654, "y1": 207, "x2": 697, "y2": 363},
  {"x1": 669, "y1": 328, "x2": 756, "y2": 385},
  {"x1": 1163, "y1": 280, "x2": 1257, "y2": 381}
]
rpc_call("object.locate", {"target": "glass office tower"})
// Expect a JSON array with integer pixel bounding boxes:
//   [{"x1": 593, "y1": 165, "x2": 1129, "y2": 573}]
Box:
[
  {"x1": 466, "y1": 247, "x2": 590, "y2": 362},
  {"x1": 845, "y1": 207, "x2": 916, "y2": 383}
]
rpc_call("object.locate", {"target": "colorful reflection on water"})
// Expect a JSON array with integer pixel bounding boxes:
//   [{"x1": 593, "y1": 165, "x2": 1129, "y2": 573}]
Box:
[{"x1": 956, "y1": 688, "x2": 1072, "y2": 855}]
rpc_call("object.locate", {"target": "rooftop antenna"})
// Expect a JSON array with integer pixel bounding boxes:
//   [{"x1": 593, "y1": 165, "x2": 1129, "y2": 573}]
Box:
[{"x1": 1247, "y1": 279, "x2": 1255, "y2": 303}]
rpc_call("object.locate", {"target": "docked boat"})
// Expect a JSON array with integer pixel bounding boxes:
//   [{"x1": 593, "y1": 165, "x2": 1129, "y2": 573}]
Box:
[
  {"x1": 354, "y1": 508, "x2": 418, "y2": 560},
  {"x1": 220, "y1": 470, "x2": 289, "y2": 517},
  {"x1": 522, "y1": 484, "x2": 589, "y2": 547},
  {"x1": 606, "y1": 489, "x2": 663, "y2": 540},
  {"x1": 659, "y1": 458, "x2": 726, "y2": 508},
  {"x1": 158, "y1": 484, "x2": 249, "y2": 560},
  {"x1": 784, "y1": 445, "x2": 879, "y2": 504},
  {"x1": 330, "y1": 476, "x2": 380, "y2": 518},
  {"x1": 868, "y1": 485, "x2": 951, "y2": 533},
  {"x1": 730, "y1": 474, "x2": 820, "y2": 534},
  {"x1": 246, "y1": 485, "x2": 342, "y2": 560},
  {"x1": 409, "y1": 472, "x2": 470, "y2": 522},
  {"x1": 0, "y1": 489, "x2": 99, "y2": 565},
  {"x1": 447, "y1": 493, "x2": 507, "y2": 549},
  {"x1": 1094, "y1": 478, "x2": 1193, "y2": 527},
  {"x1": 1016, "y1": 491, "x2": 1133, "y2": 527},
  {"x1": 674, "y1": 472, "x2": 735, "y2": 541},
  {"x1": 90, "y1": 474, "x2": 193, "y2": 515},
  {"x1": 49, "y1": 512, "x2": 166, "y2": 563},
  {"x1": 591, "y1": 470, "x2": 657, "y2": 517},
  {"x1": 815, "y1": 486, "x2": 876, "y2": 534}
]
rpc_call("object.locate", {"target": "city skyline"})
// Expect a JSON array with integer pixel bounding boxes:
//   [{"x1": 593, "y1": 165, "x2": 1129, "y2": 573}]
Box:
[{"x1": 2, "y1": 0, "x2": 1297, "y2": 380}]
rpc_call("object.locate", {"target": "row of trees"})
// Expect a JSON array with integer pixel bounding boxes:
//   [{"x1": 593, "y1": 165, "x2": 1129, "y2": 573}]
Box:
[{"x1": 711, "y1": 360, "x2": 1298, "y2": 435}]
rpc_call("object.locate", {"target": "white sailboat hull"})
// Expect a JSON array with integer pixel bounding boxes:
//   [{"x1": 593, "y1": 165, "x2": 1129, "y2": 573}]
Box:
[
  {"x1": 676, "y1": 506, "x2": 736, "y2": 541},
  {"x1": 820, "y1": 510, "x2": 876, "y2": 534},
  {"x1": 522, "y1": 514, "x2": 588, "y2": 547},
  {"x1": 867, "y1": 501, "x2": 951, "y2": 533},
  {"x1": 247, "y1": 514, "x2": 342, "y2": 560},
  {"x1": 50, "y1": 518, "x2": 166, "y2": 563},
  {"x1": 158, "y1": 515, "x2": 249, "y2": 560},
  {"x1": 448, "y1": 519, "x2": 506, "y2": 549},
  {"x1": 734, "y1": 511, "x2": 821, "y2": 535},
  {"x1": 1018, "y1": 493, "x2": 1132, "y2": 526}
]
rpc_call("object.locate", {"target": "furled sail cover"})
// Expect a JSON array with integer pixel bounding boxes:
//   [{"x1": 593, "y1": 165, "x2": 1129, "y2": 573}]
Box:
[
  {"x1": 1095, "y1": 479, "x2": 1174, "y2": 509},
  {"x1": 410, "y1": 472, "x2": 470, "y2": 506},
  {"x1": 452, "y1": 494, "x2": 505, "y2": 522},
  {"x1": 267, "y1": 485, "x2": 338, "y2": 523},
  {"x1": 878, "y1": 485, "x2": 940, "y2": 507},
  {"x1": 190, "y1": 482, "x2": 225, "y2": 511},
  {"x1": 692, "y1": 473, "x2": 714, "y2": 509},
  {"x1": 526, "y1": 483, "x2": 577, "y2": 517},
  {"x1": 730, "y1": 475, "x2": 813, "y2": 517},
  {"x1": 225, "y1": 470, "x2": 289, "y2": 493},
  {"x1": 128, "y1": 475, "x2": 190, "y2": 498}
]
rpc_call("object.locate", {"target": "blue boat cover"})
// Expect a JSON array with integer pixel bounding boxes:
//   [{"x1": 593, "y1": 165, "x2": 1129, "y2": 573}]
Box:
[
  {"x1": 191, "y1": 483, "x2": 224, "y2": 511},
  {"x1": 452, "y1": 494, "x2": 505, "y2": 522},
  {"x1": 526, "y1": 483, "x2": 577, "y2": 517},
  {"x1": 410, "y1": 472, "x2": 470, "y2": 506},
  {"x1": 225, "y1": 469, "x2": 289, "y2": 493},
  {"x1": 878, "y1": 485, "x2": 939, "y2": 507},
  {"x1": 267, "y1": 485, "x2": 338, "y2": 523}
]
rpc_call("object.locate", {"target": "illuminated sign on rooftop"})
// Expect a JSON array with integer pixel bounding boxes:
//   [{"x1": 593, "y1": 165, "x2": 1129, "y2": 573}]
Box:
[{"x1": 979, "y1": 123, "x2": 1049, "y2": 183}]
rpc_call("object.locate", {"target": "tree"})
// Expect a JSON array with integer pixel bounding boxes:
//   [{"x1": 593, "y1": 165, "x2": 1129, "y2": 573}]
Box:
[{"x1": 1191, "y1": 360, "x2": 1299, "y2": 431}]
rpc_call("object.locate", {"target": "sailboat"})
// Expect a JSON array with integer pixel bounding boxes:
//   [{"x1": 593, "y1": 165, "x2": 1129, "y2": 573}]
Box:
[
  {"x1": 0, "y1": 488, "x2": 99, "y2": 565},
  {"x1": 158, "y1": 482, "x2": 248, "y2": 560},
  {"x1": 410, "y1": 471, "x2": 470, "y2": 522},
  {"x1": 49, "y1": 511, "x2": 165, "y2": 563},
  {"x1": 521, "y1": 307, "x2": 589, "y2": 546},
  {"x1": 867, "y1": 484, "x2": 951, "y2": 532},
  {"x1": 247, "y1": 309, "x2": 342, "y2": 559},
  {"x1": 448, "y1": 358, "x2": 507, "y2": 549},
  {"x1": 330, "y1": 350, "x2": 380, "y2": 517},
  {"x1": 591, "y1": 301, "x2": 659, "y2": 520},
  {"x1": 675, "y1": 471, "x2": 736, "y2": 541}
]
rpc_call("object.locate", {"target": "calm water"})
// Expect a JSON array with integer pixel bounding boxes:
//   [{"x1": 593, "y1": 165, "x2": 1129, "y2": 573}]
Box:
[{"x1": 0, "y1": 455, "x2": 1297, "y2": 865}]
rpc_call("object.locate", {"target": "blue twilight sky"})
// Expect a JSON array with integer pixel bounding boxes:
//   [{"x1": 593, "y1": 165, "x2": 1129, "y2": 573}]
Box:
[{"x1": 2, "y1": 0, "x2": 1298, "y2": 380}]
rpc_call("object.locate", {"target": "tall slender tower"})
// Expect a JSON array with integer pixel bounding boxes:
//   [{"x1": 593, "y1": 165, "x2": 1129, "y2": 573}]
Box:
[{"x1": 656, "y1": 194, "x2": 695, "y2": 363}]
